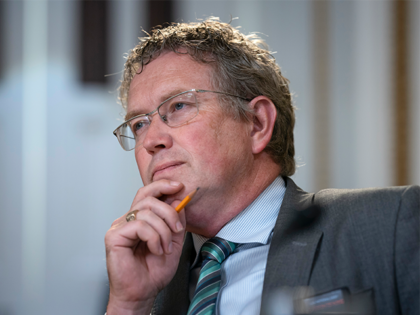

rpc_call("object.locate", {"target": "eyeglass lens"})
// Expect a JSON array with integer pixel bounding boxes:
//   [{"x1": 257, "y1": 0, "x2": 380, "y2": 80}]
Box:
[{"x1": 116, "y1": 91, "x2": 199, "y2": 151}]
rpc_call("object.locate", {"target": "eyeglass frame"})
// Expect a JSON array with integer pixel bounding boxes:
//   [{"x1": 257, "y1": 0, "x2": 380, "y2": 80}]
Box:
[{"x1": 113, "y1": 88, "x2": 252, "y2": 151}]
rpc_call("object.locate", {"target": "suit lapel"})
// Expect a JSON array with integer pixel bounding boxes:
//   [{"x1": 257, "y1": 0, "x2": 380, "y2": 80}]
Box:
[
  {"x1": 152, "y1": 233, "x2": 194, "y2": 315},
  {"x1": 261, "y1": 177, "x2": 323, "y2": 313}
]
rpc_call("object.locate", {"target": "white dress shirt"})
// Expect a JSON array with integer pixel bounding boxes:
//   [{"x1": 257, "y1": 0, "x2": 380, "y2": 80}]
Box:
[{"x1": 190, "y1": 176, "x2": 286, "y2": 315}]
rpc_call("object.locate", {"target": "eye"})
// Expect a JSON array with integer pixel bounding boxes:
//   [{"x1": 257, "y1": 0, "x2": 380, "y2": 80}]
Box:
[
  {"x1": 173, "y1": 102, "x2": 186, "y2": 111},
  {"x1": 134, "y1": 121, "x2": 145, "y2": 130},
  {"x1": 167, "y1": 101, "x2": 192, "y2": 114},
  {"x1": 131, "y1": 118, "x2": 149, "y2": 135}
]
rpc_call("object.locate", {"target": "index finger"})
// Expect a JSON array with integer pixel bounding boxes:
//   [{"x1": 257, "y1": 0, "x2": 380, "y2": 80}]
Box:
[{"x1": 131, "y1": 180, "x2": 184, "y2": 207}]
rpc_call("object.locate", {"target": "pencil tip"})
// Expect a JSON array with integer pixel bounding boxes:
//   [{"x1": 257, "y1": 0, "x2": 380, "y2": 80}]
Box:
[{"x1": 196, "y1": 187, "x2": 200, "y2": 191}]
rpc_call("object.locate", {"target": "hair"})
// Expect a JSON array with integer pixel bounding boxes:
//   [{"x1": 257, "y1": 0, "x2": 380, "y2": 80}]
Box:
[{"x1": 120, "y1": 17, "x2": 296, "y2": 176}]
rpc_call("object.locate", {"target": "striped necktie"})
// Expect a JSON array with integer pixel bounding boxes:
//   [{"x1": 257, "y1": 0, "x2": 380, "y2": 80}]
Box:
[{"x1": 187, "y1": 237, "x2": 237, "y2": 315}]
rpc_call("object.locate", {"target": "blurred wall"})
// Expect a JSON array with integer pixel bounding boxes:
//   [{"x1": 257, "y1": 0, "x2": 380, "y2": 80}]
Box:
[{"x1": 0, "y1": 1, "x2": 418, "y2": 315}]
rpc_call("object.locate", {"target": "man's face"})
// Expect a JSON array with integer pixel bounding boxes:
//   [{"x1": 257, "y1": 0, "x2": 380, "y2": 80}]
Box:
[{"x1": 127, "y1": 52, "x2": 254, "y2": 233}]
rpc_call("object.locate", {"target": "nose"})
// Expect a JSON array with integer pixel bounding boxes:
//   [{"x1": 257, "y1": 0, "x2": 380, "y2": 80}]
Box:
[{"x1": 142, "y1": 113, "x2": 173, "y2": 154}]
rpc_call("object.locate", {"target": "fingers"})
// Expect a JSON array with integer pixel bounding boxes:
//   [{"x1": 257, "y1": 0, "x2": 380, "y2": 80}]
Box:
[
  {"x1": 133, "y1": 208, "x2": 178, "y2": 254},
  {"x1": 125, "y1": 219, "x2": 167, "y2": 255},
  {"x1": 108, "y1": 180, "x2": 187, "y2": 257},
  {"x1": 107, "y1": 208, "x2": 182, "y2": 256},
  {"x1": 135, "y1": 197, "x2": 184, "y2": 233},
  {"x1": 111, "y1": 179, "x2": 184, "y2": 227},
  {"x1": 131, "y1": 180, "x2": 184, "y2": 207}
]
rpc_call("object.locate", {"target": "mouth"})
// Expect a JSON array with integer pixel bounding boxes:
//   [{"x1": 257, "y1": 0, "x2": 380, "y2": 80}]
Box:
[{"x1": 152, "y1": 161, "x2": 185, "y2": 180}]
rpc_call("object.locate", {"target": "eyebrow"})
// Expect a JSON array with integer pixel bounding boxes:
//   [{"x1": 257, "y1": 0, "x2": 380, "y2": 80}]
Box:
[
  {"x1": 124, "y1": 110, "x2": 147, "y2": 121},
  {"x1": 125, "y1": 88, "x2": 189, "y2": 121}
]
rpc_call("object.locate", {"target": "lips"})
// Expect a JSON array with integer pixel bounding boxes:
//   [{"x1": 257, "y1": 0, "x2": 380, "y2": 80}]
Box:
[{"x1": 152, "y1": 161, "x2": 184, "y2": 180}]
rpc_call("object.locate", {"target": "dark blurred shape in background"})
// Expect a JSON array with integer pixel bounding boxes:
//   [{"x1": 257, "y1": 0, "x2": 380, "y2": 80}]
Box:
[
  {"x1": 147, "y1": 0, "x2": 174, "y2": 32},
  {"x1": 0, "y1": 1, "x2": 4, "y2": 80},
  {"x1": 81, "y1": 0, "x2": 109, "y2": 83}
]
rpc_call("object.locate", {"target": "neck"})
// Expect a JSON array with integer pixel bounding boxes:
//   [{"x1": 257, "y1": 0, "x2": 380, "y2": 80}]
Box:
[{"x1": 186, "y1": 154, "x2": 281, "y2": 237}]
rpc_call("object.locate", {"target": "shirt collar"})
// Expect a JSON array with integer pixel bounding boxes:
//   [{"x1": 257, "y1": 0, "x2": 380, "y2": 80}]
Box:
[{"x1": 192, "y1": 176, "x2": 286, "y2": 256}]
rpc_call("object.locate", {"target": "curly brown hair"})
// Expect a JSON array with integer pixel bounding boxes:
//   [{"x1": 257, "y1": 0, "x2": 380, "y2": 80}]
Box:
[{"x1": 120, "y1": 18, "x2": 296, "y2": 176}]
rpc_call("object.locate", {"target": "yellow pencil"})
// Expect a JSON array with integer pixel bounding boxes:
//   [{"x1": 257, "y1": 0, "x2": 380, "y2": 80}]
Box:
[{"x1": 175, "y1": 187, "x2": 200, "y2": 212}]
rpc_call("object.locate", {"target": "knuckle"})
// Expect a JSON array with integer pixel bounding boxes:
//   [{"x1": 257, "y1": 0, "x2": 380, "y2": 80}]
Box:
[
  {"x1": 110, "y1": 218, "x2": 120, "y2": 227},
  {"x1": 104, "y1": 230, "x2": 114, "y2": 245},
  {"x1": 134, "y1": 219, "x2": 147, "y2": 228},
  {"x1": 137, "y1": 208, "x2": 152, "y2": 219},
  {"x1": 161, "y1": 229, "x2": 171, "y2": 241},
  {"x1": 135, "y1": 219, "x2": 153, "y2": 234},
  {"x1": 150, "y1": 232, "x2": 160, "y2": 244},
  {"x1": 164, "y1": 210, "x2": 178, "y2": 223},
  {"x1": 132, "y1": 187, "x2": 147, "y2": 202},
  {"x1": 143, "y1": 196, "x2": 156, "y2": 204},
  {"x1": 136, "y1": 185, "x2": 146, "y2": 195}
]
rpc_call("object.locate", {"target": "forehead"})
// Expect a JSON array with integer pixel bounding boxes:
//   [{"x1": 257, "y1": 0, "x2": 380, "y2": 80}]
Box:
[{"x1": 127, "y1": 52, "x2": 215, "y2": 114}]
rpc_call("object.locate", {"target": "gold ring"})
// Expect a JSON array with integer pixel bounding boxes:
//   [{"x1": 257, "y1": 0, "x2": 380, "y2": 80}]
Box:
[{"x1": 126, "y1": 210, "x2": 139, "y2": 222}]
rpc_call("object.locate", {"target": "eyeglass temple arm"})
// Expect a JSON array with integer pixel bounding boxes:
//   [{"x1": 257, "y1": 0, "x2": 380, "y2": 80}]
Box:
[
  {"x1": 195, "y1": 89, "x2": 252, "y2": 102},
  {"x1": 113, "y1": 130, "x2": 135, "y2": 141}
]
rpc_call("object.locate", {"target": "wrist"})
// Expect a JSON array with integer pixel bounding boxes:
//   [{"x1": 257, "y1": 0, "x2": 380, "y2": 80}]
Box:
[{"x1": 107, "y1": 295, "x2": 155, "y2": 315}]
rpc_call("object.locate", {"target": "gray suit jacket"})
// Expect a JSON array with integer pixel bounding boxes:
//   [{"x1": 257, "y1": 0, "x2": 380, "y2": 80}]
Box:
[{"x1": 152, "y1": 178, "x2": 419, "y2": 315}]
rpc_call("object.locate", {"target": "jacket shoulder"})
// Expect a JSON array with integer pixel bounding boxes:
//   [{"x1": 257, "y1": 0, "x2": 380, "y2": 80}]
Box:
[{"x1": 314, "y1": 184, "x2": 419, "y2": 215}]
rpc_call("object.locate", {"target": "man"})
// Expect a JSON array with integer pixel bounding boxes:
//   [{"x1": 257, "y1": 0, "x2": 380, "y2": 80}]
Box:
[{"x1": 105, "y1": 19, "x2": 419, "y2": 315}]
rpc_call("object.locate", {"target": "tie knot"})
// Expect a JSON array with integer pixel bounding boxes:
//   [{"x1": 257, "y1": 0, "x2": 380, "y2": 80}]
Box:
[{"x1": 200, "y1": 237, "x2": 237, "y2": 264}]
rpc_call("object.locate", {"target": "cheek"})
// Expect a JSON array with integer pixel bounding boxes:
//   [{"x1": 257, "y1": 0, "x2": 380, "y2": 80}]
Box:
[
  {"x1": 187, "y1": 125, "x2": 247, "y2": 177},
  {"x1": 181, "y1": 128, "x2": 222, "y2": 171}
]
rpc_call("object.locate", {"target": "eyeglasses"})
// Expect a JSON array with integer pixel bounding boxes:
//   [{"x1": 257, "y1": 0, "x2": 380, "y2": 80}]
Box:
[{"x1": 113, "y1": 89, "x2": 250, "y2": 151}]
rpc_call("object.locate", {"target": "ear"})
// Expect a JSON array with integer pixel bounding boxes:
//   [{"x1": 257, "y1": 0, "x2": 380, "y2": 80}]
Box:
[{"x1": 248, "y1": 96, "x2": 277, "y2": 154}]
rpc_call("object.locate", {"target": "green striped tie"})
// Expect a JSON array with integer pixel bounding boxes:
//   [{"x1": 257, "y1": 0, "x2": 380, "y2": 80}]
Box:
[{"x1": 187, "y1": 237, "x2": 237, "y2": 315}]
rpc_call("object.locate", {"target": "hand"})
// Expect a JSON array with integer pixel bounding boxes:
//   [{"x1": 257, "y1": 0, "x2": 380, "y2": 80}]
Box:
[{"x1": 105, "y1": 180, "x2": 186, "y2": 315}]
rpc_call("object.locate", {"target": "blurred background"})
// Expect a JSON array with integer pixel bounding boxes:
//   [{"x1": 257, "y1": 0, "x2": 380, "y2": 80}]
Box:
[{"x1": 0, "y1": 0, "x2": 418, "y2": 314}]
